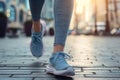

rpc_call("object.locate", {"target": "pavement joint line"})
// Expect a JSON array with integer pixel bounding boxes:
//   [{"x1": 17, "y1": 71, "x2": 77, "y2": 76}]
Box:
[
  {"x1": 9, "y1": 74, "x2": 14, "y2": 77},
  {"x1": 74, "y1": 66, "x2": 120, "y2": 68},
  {"x1": 92, "y1": 72, "x2": 96, "y2": 75},
  {"x1": 83, "y1": 74, "x2": 86, "y2": 78},
  {"x1": 109, "y1": 70, "x2": 112, "y2": 72},
  {"x1": 119, "y1": 67, "x2": 120, "y2": 69},
  {"x1": 32, "y1": 77, "x2": 35, "y2": 80}
]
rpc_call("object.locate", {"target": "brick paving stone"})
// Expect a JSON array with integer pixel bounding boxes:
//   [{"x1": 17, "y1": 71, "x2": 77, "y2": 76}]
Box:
[
  {"x1": 0, "y1": 63, "x2": 47, "y2": 67},
  {"x1": 69, "y1": 62, "x2": 103, "y2": 67},
  {"x1": 0, "y1": 69, "x2": 45, "y2": 75},
  {"x1": 0, "y1": 75, "x2": 10, "y2": 78},
  {"x1": 83, "y1": 67, "x2": 119, "y2": 73},
  {"x1": 0, "y1": 67, "x2": 19, "y2": 70},
  {"x1": 35, "y1": 78, "x2": 120, "y2": 80},
  {"x1": 12, "y1": 74, "x2": 54, "y2": 78},
  {"x1": 75, "y1": 72, "x2": 93, "y2": 75},
  {"x1": 35, "y1": 77, "x2": 74, "y2": 80},
  {"x1": 73, "y1": 78, "x2": 120, "y2": 80},
  {"x1": 85, "y1": 74, "x2": 120, "y2": 78},
  {"x1": 35, "y1": 78, "x2": 57, "y2": 80},
  {"x1": 0, "y1": 78, "x2": 32, "y2": 80},
  {"x1": 83, "y1": 67, "x2": 120, "y2": 70},
  {"x1": 20, "y1": 67, "x2": 46, "y2": 70},
  {"x1": 111, "y1": 69, "x2": 120, "y2": 73},
  {"x1": 0, "y1": 71, "x2": 31, "y2": 75}
]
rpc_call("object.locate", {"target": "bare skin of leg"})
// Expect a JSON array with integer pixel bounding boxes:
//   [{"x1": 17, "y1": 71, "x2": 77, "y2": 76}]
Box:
[
  {"x1": 32, "y1": 20, "x2": 41, "y2": 32},
  {"x1": 53, "y1": 45, "x2": 64, "y2": 53}
]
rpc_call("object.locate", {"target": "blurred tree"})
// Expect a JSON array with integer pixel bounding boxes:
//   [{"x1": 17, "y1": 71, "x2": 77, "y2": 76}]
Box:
[
  {"x1": 94, "y1": 0, "x2": 98, "y2": 35},
  {"x1": 74, "y1": 0, "x2": 80, "y2": 35},
  {"x1": 105, "y1": 0, "x2": 110, "y2": 34},
  {"x1": 114, "y1": 0, "x2": 119, "y2": 27}
]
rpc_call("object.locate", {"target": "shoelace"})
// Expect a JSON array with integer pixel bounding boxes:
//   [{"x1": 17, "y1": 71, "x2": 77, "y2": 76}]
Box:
[
  {"x1": 32, "y1": 35, "x2": 42, "y2": 43},
  {"x1": 64, "y1": 53, "x2": 73, "y2": 60},
  {"x1": 54, "y1": 52, "x2": 72, "y2": 62}
]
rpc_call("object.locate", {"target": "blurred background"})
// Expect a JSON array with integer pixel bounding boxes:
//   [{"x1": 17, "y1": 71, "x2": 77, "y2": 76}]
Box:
[{"x1": 0, "y1": 0, "x2": 120, "y2": 38}]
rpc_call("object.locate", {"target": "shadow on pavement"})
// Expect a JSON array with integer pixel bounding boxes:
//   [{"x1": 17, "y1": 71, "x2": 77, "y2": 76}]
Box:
[
  {"x1": 54, "y1": 75, "x2": 73, "y2": 80},
  {"x1": 30, "y1": 62, "x2": 47, "y2": 67}
]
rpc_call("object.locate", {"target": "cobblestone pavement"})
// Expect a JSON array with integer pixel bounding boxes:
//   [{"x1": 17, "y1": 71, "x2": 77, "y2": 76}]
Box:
[{"x1": 0, "y1": 35, "x2": 120, "y2": 80}]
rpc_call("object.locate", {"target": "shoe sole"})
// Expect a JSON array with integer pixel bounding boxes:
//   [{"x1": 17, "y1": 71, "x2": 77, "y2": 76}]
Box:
[{"x1": 46, "y1": 65, "x2": 75, "y2": 76}]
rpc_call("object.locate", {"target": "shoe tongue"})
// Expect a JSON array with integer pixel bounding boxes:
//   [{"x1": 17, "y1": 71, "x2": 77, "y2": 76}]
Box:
[
  {"x1": 53, "y1": 52, "x2": 64, "y2": 57},
  {"x1": 52, "y1": 52, "x2": 64, "y2": 61},
  {"x1": 32, "y1": 25, "x2": 43, "y2": 36}
]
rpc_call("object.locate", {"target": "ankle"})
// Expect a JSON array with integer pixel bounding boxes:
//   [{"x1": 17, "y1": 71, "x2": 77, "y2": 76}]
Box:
[
  {"x1": 32, "y1": 20, "x2": 41, "y2": 32},
  {"x1": 53, "y1": 45, "x2": 64, "y2": 53}
]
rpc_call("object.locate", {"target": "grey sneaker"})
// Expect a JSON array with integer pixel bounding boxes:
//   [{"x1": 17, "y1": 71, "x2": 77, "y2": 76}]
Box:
[
  {"x1": 46, "y1": 52, "x2": 75, "y2": 76},
  {"x1": 30, "y1": 22, "x2": 45, "y2": 58}
]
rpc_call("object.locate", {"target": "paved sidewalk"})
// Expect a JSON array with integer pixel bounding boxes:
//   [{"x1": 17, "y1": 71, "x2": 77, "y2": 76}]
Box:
[{"x1": 0, "y1": 35, "x2": 120, "y2": 80}]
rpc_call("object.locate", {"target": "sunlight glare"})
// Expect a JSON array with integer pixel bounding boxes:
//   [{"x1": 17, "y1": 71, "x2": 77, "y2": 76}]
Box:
[{"x1": 75, "y1": 0, "x2": 90, "y2": 14}]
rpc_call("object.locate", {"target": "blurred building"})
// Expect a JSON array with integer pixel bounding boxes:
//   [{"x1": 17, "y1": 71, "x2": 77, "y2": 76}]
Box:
[
  {"x1": 0, "y1": 0, "x2": 29, "y2": 30},
  {"x1": 41, "y1": 0, "x2": 54, "y2": 20},
  {"x1": 0, "y1": 0, "x2": 55, "y2": 35},
  {"x1": 41, "y1": 0, "x2": 54, "y2": 29},
  {"x1": 91, "y1": 0, "x2": 120, "y2": 29},
  {"x1": 109, "y1": 0, "x2": 120, "y2": 28},
  {"x1": 71, "y1": 0, "x2": 120, "y2": 34}
]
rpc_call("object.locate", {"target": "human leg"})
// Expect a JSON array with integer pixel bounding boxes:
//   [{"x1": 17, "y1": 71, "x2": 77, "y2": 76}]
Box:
[
  {"x1": 29, "y1": 0, "x2": 45, "y2": 32},
  {"x1": 53, "y1": 0, "x2": 74, "y2": 53},
  {"x1": 47, "y1": 0, "x2": 75, "y2": 76},
  {"x1": 29, "y1": 0, "x2": 45, "y2": 57}
]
